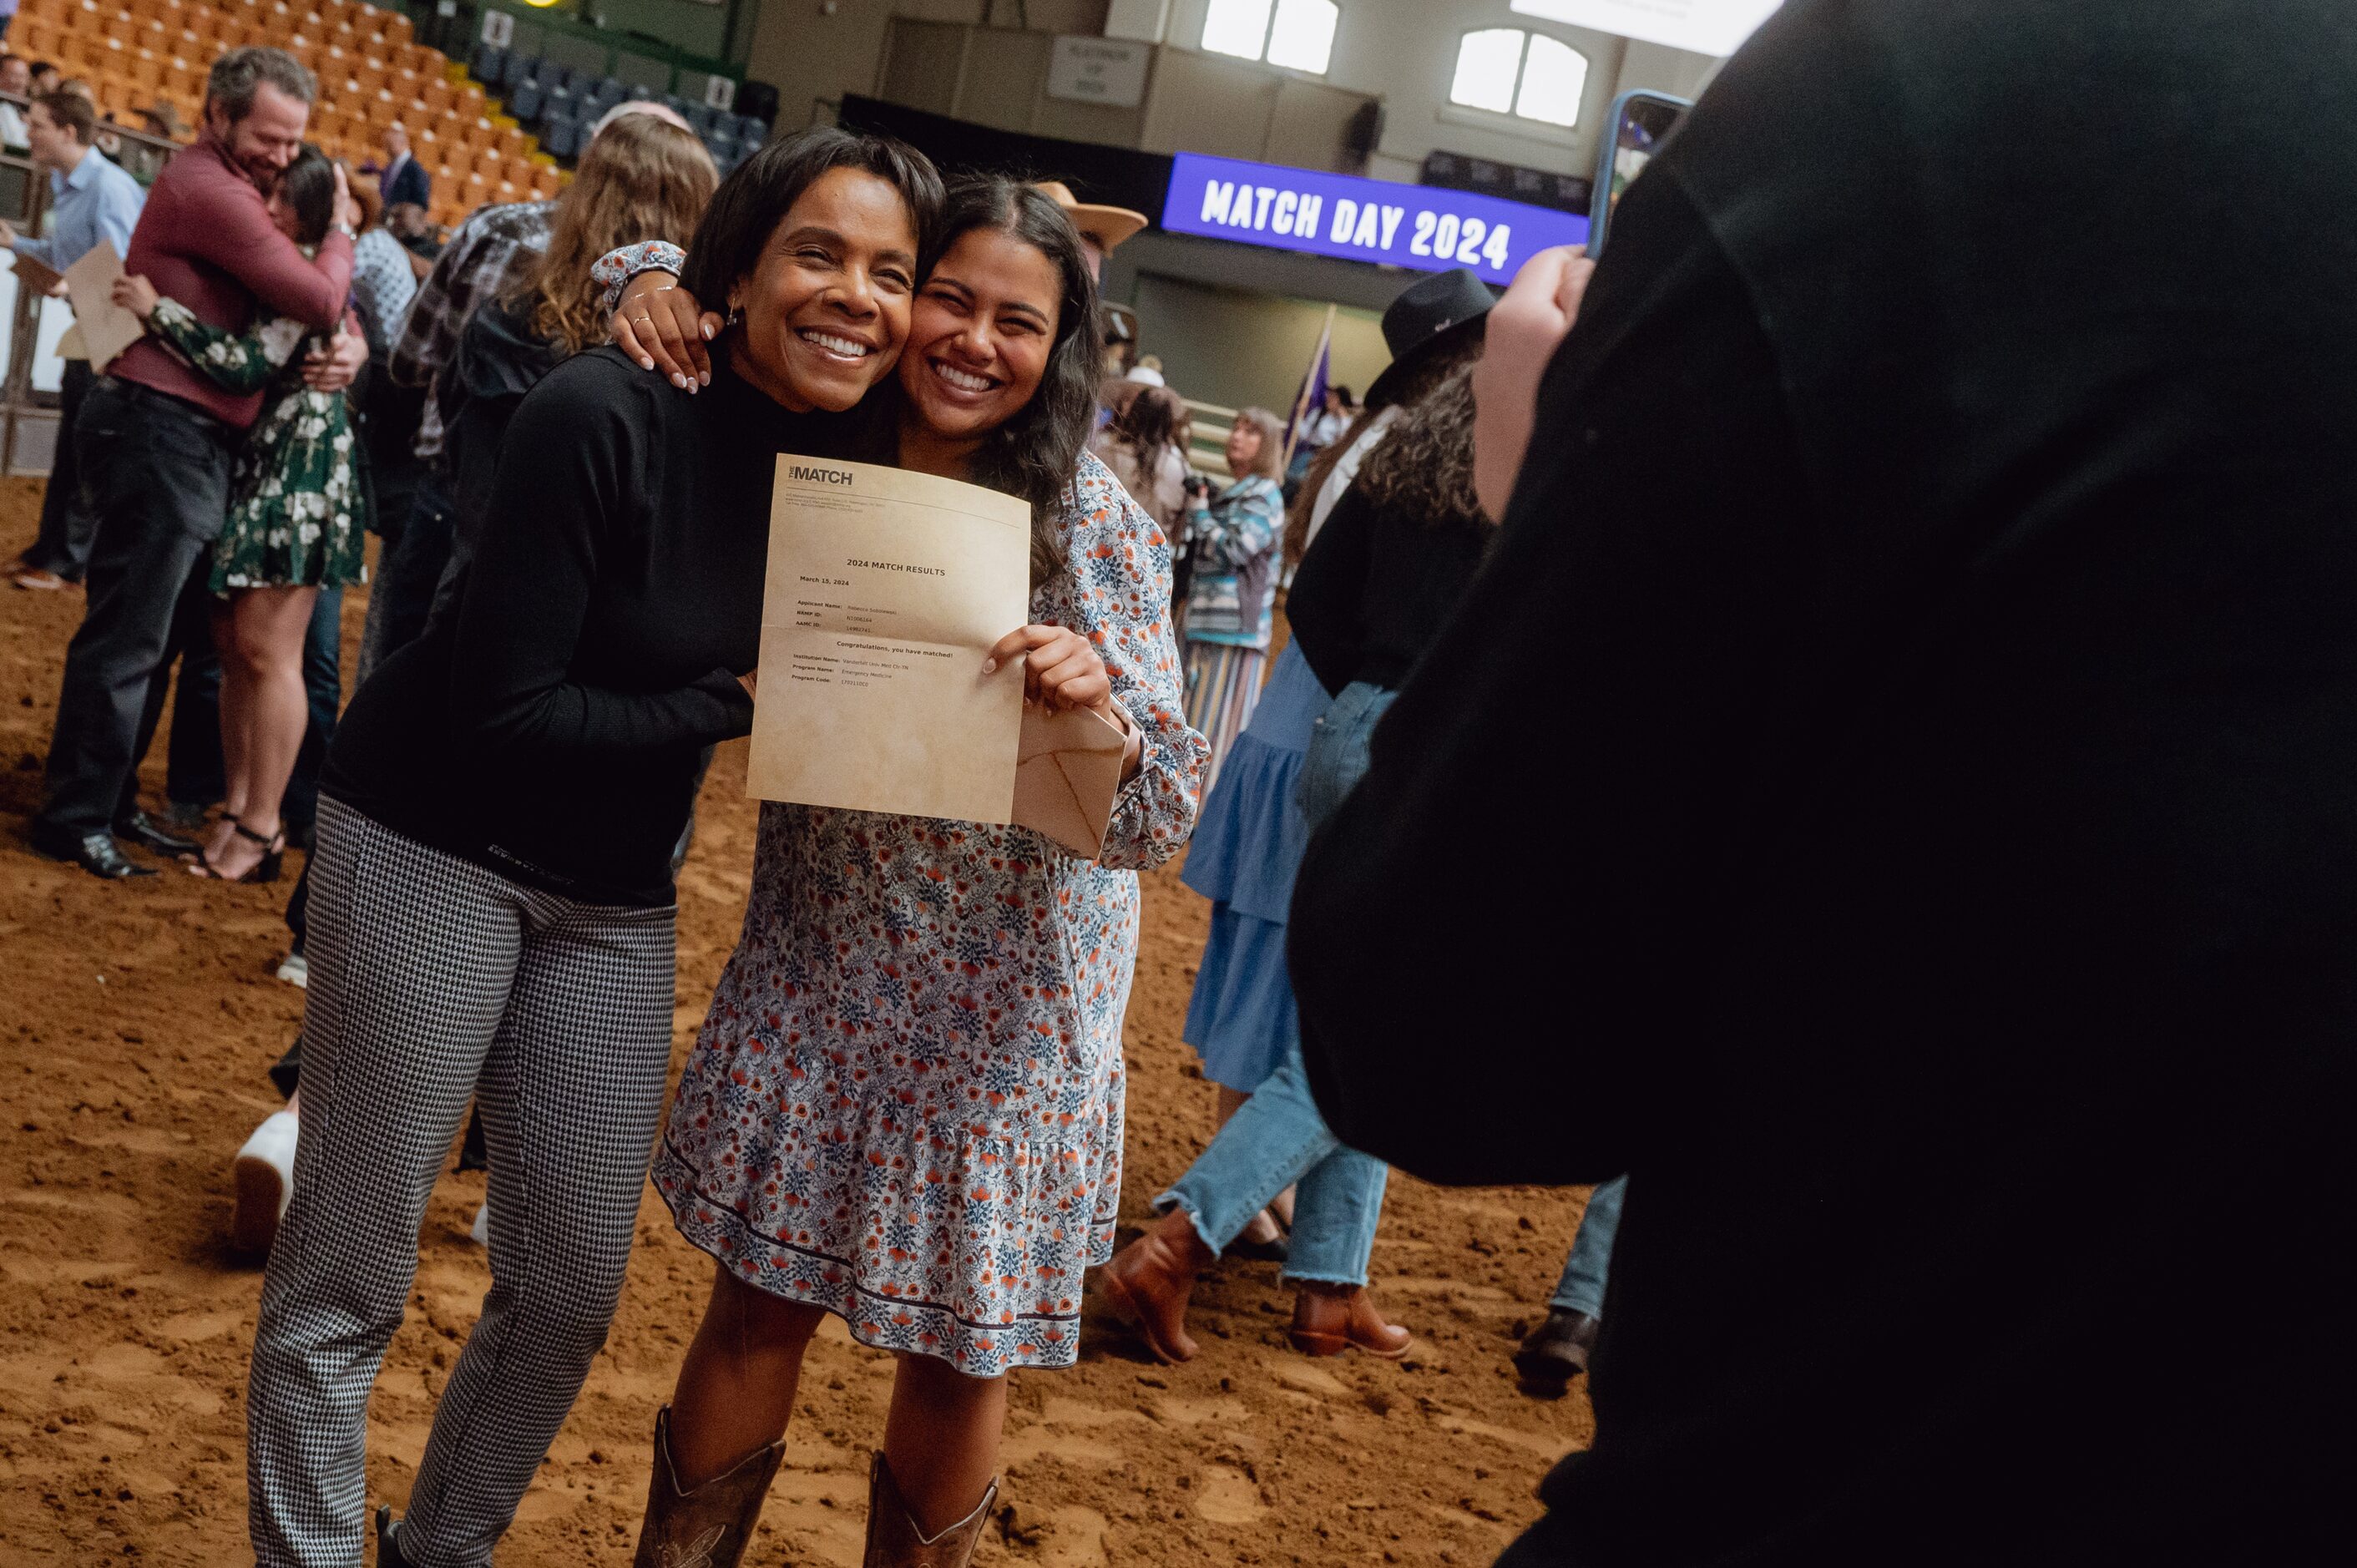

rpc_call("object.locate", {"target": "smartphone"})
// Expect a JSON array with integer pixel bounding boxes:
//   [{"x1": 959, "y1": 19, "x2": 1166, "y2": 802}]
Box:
[{"x1": 1586, "y1": 90, "x2": 1692, "y2": 260}]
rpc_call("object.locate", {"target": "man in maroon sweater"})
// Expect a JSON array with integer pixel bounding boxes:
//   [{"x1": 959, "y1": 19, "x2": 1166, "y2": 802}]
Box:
[{"x1": 31, "y1": 47, "x2": 362, "y2": 878}]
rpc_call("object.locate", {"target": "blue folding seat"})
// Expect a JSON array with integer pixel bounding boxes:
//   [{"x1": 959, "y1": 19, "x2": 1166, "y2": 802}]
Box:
[
  {"x1": 542, "y1": 116, "x2": 581, "y2": 160},
  {"x1": 471, "y1": 43, "x2": 508, "y2": 84},
  {"x1": 509, "y1": 78, "x2": 544, "y2": 122}
]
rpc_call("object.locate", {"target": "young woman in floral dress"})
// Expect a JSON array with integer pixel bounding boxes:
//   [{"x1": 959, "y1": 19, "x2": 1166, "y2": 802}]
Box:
[
  {"x1": 113, "y1": 145, "x2": 366, "y2": 883},
  {"x1": 605, "y1": 177, "x2": 1206, "y2": 1568}
]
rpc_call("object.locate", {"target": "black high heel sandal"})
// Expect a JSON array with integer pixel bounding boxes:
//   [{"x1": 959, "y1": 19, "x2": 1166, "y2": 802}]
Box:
[{"x1": 191, "y1": 818, "x2": 285, "y2": 884}]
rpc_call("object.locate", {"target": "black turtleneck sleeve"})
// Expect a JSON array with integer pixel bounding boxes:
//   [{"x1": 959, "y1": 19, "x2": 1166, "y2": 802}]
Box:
[{"x1": 326, "y1": 346, "x2": 832, "y2": 905}]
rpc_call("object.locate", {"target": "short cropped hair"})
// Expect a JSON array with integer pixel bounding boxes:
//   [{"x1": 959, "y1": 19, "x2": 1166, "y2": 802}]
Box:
[
  {"x1": 207, "y1": 47, "x2": 315, "y2": 121},
  {"x1": 32, "y1": 89, "x2": 96, "y2": 146}
]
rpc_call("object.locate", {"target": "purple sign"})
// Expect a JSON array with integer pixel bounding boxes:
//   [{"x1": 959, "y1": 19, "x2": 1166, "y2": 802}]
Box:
[{"x1": 1160, "y1": 151, "x2": 1589, "y2": 286}]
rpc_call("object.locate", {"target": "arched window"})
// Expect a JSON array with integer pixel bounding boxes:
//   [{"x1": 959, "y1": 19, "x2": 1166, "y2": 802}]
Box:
[
  {"x1": 1449, "y1": 27, "x2": 1591, "y2": 128},
  {"x1": 1203, "y1": 0, "x2": 1340, "y2": 77}
]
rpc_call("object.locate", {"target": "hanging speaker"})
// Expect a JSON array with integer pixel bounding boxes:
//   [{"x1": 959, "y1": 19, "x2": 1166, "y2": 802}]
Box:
[
  {"x1": 1343, "y1": 100, "x2": 1384, "y2": 168},
  {"x1": 735, "y1": 78, "x2": 781, "y2": 127}
]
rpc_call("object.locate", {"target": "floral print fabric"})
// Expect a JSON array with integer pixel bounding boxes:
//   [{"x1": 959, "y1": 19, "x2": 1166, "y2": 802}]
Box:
[
  {"x1": 145, "y1": 296, "x2": 368, "y2": 594},
  {"x1": 653, "y1": 453, "x2": 1207, "y2": 1374}
]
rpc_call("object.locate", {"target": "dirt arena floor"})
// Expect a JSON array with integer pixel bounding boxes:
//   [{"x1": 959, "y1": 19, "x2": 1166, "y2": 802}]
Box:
[{"x1": 0, "y1": 475, "x2": 1598, "y2": 1565}]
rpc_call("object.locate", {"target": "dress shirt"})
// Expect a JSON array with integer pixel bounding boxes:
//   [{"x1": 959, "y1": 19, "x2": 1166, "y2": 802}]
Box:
[{"x1": 10, "y1": 145, "x2": 144, "y2": 274}]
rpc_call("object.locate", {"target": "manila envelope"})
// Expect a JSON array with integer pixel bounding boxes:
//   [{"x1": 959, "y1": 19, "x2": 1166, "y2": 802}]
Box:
[
  {"x1": 63, "y1": 239, "x2": 144, "y2": 372},
  {"x1": 1011, "y1": 702, "x2": 1129, "y2": 856},
  {"x1": 9, "y1": 250, "x2": 65, "y2": 296}
]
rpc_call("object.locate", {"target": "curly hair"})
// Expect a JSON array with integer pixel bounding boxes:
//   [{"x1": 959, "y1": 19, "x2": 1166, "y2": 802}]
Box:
[
  {"x1": 511, "y1": 114, "x2": 717, "y2": 357},
  {"x1": 1282, "y1": 334, "x2": 1483, "y2": 565}
]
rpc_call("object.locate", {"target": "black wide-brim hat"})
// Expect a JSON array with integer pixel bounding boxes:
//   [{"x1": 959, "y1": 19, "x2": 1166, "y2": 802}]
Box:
[{"x1": 1363, "y1": 266, "x2": 1497, "y2": 408}]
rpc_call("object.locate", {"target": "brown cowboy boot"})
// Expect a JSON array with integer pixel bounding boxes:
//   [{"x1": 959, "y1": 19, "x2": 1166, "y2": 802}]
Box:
[
  {"x1": 862, "y1": 1453, "x2": 997, "y2": 1568},
  {"x1": 631, "y1": 1405, "x2": 786, "y2": 1568},
  {"x1": 1097, "y1": 1206, "x2": 1216, "y2": 1363},
  {"x1": 1287, "y1": 1282, "x2": 1413, "y2": 1359}
]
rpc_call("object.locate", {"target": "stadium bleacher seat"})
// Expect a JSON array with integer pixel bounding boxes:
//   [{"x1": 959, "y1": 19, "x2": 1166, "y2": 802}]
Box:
[
  {"x1": 540, "y1": 115, "x2": 579, "y2": 159},
  {"x1": 14, "y1": 0, "x2": 569, "y2": 230}
]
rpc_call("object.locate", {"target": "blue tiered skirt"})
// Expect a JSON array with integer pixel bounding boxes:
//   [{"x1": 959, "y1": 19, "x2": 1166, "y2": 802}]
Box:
[{"x1": 1181, "y1": 642, "x2": 1332, "y2": 1092}]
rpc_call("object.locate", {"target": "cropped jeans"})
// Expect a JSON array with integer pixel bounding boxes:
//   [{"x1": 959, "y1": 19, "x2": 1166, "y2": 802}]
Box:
[
  {"x1": 1158, "y1": 680, "x2": 1397, "y2": 1286},
  {"x1": 1548, "y1": 1176, "x2": 1626, "y2": 1318}
]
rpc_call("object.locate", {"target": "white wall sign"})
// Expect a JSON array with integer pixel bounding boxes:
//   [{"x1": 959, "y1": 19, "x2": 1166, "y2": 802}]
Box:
[
  {"x1": 1510, "y1": 0, "x2": 1783, "y2": 58},
  {"x1": 703, "y1": 75, "x2": 737, "y2": 112},
  {"x1": 1046, "y1": 36, "x2": 1152, "y2": 109},
  {"x1": 479, "y1": 9, "x2": 513, "y2": 49}
]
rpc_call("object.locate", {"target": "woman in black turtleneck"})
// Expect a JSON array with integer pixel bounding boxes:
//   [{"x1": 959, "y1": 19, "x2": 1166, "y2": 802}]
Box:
[{"x1": 241, "y1": 129, "x2": 943, "y2": 1568}]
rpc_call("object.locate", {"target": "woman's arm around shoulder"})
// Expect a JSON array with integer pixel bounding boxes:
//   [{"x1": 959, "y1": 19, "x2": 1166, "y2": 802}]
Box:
[
  {"x1": 1060, "y1": 450, "x2": 1210, "y2": 870},
  {"x1": 139, "y1": 296, "x2": 298, "y2": 394}
]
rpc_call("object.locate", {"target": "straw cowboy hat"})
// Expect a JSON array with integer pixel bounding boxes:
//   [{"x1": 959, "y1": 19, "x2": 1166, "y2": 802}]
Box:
[{"x1": 1033, "y1": 180, "x2": 1149, "y2": 252}]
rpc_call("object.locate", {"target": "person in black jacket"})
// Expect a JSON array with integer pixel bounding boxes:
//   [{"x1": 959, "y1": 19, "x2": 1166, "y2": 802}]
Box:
[
  {"x1": 1099, "y1": 356, "x2": 1492, "y2": 1368},
  {"x1": 1289, "y1": 2, "x2": 2351, "y2": 1563},
  {"x1": 223, "y1": 111, "x2": 721, "y2": 1258},
  {"x1": 242, "y1": 129, "x2": 942, "y2": 1568}
]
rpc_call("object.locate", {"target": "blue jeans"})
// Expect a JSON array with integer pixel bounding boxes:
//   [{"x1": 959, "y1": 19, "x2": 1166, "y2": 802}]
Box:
[
  {"x1": 1158, "y1": 1043, "x2": 1391, "y2": 1285},
  {"x1": 1547, "y1": 1175, "x2": 1626, "y2": 1318},
  {"x1": 1157, "y1": 678, "x2": 1399, "y2": 1287},
  {"x1": 1295, "y1": 680, "x2": 1393, "y2": 828}
]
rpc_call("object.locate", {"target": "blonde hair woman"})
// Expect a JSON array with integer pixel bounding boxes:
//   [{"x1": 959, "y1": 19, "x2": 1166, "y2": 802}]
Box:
[
  {"x1": 440, "y1": 113, "x2": 720, "y2": 557},
  {"x1": 1179, "y1": 404, "x2": 1287, "y2": 788}
]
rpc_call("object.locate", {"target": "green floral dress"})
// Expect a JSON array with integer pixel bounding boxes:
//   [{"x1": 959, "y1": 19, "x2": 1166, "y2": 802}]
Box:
[{"x1": 145, "y1": 297, "x2": 370, "y2": 594}]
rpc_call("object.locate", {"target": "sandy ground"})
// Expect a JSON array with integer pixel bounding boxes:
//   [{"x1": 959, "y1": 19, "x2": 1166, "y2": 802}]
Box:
[{"x1": 0, "y1": 474, "x2": 1598, "y2": 1565}]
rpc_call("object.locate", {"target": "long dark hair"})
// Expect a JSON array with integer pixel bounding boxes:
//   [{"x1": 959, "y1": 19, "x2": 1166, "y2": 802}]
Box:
[
  {"x1": 1352, "y1": 363, "x2": 1485, "y2": 531},
  {"x1": 1282, "y1": 331, "x2": 1483, "y2": 567},
  {"x1": 1110, "y1": 382, "x2": 1186, "y2": 484},
  {"x1": 926, "y1": 175, "x2": 1104, "y2": 588},
  {"x1": 276, "y1": 144, "x2": 337, "y2": 248},
  {"x1": 679, "y1": 126, "x2": 944, "y2": 319}
]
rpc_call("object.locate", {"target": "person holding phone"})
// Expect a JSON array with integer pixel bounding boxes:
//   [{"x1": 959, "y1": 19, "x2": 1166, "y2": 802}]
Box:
[{"x1": 1291, "y1": 0, "x2": 2354, "y2": 1561}]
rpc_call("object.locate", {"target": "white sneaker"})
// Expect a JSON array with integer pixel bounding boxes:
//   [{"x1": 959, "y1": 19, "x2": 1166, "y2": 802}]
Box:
[
  {"x1": 232, "y1": 1110, "x2": 300, "y2": 1256},
  {"x1": 469, "y1": 1201, "x2": 490, "y2": 1247},
  {"x1": 276, "y1": 949, "x2": 307, "y2": 989}
]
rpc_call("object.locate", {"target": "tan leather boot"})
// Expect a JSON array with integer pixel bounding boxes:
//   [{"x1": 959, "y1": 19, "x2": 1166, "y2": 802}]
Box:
[
  {"x1": 631, "y1": 1405, "x2": 786, "y2": 1568},
  {"x1": 1287, "y1": 1282, "x2": 1413, "y2": 1359},
  {"x1": 862, "y1": 1453, "x2": 998, "y2": 1568},
  {"x1": 1096, "y1": 1206, "x2": 1216, "y2": 1363}
]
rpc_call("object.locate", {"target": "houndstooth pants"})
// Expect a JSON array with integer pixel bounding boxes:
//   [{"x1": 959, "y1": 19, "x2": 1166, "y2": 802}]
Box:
[{"x1": 247, "y1": 797, "x2": 676, "y2": 1568}]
